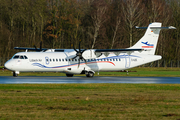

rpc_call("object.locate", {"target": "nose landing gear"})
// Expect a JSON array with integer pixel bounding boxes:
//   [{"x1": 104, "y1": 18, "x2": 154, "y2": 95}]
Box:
[{"x1": 13, "y1": 71, "x2": 19, "y2": 77}]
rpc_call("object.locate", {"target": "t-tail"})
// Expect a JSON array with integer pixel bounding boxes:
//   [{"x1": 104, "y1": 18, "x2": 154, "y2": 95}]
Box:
[{"x1": 130, "y1": 22, "x2": 176, "y2": 55}]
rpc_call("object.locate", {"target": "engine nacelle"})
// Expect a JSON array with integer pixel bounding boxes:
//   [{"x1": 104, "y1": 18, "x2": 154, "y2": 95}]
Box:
[
  {"x1": 82, "y1": 50, "x2": 97, "y2": 59},
  {"x1": 63, "y1": 68, "x2": 83, "y2": 74}
]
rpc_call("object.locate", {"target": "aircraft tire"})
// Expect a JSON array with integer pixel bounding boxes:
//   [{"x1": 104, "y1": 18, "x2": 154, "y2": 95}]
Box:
[
  {"x1": 13, "y1": 71, "x2": 18, "y2": 77},
  {"x1": 86, "y1": 71, "x2": 94, "y2": 77},
  {"x1": 66, "y1": 74, "x2": 74, "y2": 77}
]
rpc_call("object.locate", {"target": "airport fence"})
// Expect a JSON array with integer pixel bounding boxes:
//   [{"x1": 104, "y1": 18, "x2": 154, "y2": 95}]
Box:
[{"x1": 0, "y1": 58, "x2": 180, "y2": 68}]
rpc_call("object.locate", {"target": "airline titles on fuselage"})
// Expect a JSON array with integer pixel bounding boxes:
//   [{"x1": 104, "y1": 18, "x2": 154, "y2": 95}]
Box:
[{"x1": 29, "y1": 59, "x2": 42, "y2": 62}]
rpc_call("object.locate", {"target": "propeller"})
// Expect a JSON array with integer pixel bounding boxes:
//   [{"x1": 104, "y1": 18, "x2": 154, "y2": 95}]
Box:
[
  {"x1": 71, "y1": 41, "x2": 87, "y2": 67},
  {"x1": 33, "y1": 41, "x2": 43, "y2": 52}
]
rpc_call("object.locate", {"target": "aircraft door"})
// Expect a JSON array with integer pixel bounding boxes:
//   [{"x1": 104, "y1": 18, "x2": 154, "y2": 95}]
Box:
[
  {"x1": 45, "y1": 57, "x2": 50, "y2": 65},
  {"x1": 124, "y1": 54, "x2": 131, "y2": 68}
]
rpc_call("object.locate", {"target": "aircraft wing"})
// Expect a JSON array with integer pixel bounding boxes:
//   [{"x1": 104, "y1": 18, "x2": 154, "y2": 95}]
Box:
[
  {"x1": 95, "y1": 49, "x2": 143, "y2": 52},
  {"x1": 95, "y1": 49, "x2": 143, "y2": 56},
  {"x1": 14, "y1": 47, "x2": 64, "y2": 52},
  {"x1": 14, "y1": 47, "x2": 48, "y2": 51}
]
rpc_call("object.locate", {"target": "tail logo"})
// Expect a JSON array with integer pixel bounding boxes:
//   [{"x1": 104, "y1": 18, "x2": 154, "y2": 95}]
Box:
[{"x1": 141, "y1": 41, "x2": 154, "y2": 48}]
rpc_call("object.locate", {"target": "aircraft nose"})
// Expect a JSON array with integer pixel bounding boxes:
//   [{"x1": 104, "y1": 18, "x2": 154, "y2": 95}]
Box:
[
  {"x1": 4, "y1": 61, "x2": 12, "y2": 70},
  {"x1": 4, "y1": 62, "x2": 9, "y2": 69}
]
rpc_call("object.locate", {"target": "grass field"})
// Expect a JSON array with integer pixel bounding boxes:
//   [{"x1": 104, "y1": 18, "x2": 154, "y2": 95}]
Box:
[
  {"x1": 0, "y1": 84, "x2": 180, "y2": 119},
  {"x1": 0, "y1": 67, "x2": 180, "y2": 119},
  {"x1": 1, "y1": 67, "x2": 180, "y2": 77}
]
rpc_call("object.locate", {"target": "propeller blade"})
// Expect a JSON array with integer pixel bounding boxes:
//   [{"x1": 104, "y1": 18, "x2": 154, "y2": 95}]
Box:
[
  {"x1": 34, "y1": 45, "x2": 37, "y2": 50},
  {"x1": 40, "y1": 41, "x2": 42, "y2": 51},
  {"x1": 71, "y1": 56, "x2": 77, "y2": 60},
  {"x1": 81, "y1": 49, "x2": 86, "y2": 53},
  {"x1": 73, "y1": 44, "x2": 78, "y2": 53},
  {"x1": 72, "y1": 40, "x2": 87, "y2": 68},
  {"x1": 78, "y1": 59, "x2": 80, "y2": 68},
  {"x1": 83, "y1": 58, "x2": 87, "y2": 64},
  {"x1": 79, "y1": 41, "x2": 81, "y2": 52}
]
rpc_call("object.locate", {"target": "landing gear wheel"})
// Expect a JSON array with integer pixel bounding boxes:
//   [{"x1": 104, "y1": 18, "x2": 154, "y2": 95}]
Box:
[
  {"x1": 66, "y1": 74, "x2": 74, "y2": 77},
  {"x1": 86, "y1": 71, "x2": 94, "y2": 77},
  {"x1": 13, "y1": 71, "x2": 18, "y2": 77}
]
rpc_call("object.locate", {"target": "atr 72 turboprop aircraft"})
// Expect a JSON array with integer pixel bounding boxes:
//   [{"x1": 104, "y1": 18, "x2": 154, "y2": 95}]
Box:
[{"x1": 4, "y1": 22, "x2": 176, "y2": 77}]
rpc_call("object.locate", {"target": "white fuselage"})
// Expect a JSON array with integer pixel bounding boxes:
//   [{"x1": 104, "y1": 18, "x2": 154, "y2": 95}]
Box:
[{"x1": 5, "y1": 51, "x2": 161, "y2": 74}]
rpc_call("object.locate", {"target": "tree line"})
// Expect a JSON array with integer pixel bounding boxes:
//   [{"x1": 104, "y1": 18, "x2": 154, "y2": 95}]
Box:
[{"x1": 0, "y1": 0, "x2": 179, "y2": 65}]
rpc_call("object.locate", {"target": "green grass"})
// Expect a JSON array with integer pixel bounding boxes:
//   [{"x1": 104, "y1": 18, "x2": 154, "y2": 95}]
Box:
[
  {"x1": 99, "y1": 67, "x2": 180, "y2": 77},
  {"x1": 2, "y1": 67, "x2": 180, "y2": 77},
  {"x1": 0, "y1": 84, "x2": 180, "y2": 119}
]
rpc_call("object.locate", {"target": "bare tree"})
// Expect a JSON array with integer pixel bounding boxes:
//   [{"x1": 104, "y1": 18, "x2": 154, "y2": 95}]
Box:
[
  {"x1": 91, "y1": 0, "x2": 109, "y2": 49},
  {"x1": 110, "y1": 0, "x2": 122, "y2": 49},
  {"x1": 121, "y1": 0, "x2": 145, "y2": 47},
  {"x1": 151, "y1": 0, "x2": 164, "y2": 22},
  {"x1": 168, "y1": 0, "x2": 180, "y2": 59}
]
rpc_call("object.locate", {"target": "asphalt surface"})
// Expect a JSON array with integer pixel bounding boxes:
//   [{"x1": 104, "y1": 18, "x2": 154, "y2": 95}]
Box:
[{"x1": 0, "y1": 76, "x2": 180, "y2": 84}]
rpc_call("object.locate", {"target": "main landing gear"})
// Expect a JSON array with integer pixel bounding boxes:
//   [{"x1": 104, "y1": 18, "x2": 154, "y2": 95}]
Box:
[
  {"x1": 66, "y1": 74, "x2": 74, "y2": 77},
  {"x1": 66, "y1": 71, "x2": 94, "y2": 77},
  {"x1": 86, "y1": 71, "x2": 94, "y2": 77}
]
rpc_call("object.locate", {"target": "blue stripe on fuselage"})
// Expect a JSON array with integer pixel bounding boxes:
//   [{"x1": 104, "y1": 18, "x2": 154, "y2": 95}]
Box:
[{"x1": 32, "y1": 55, "x2": 141, "y2": 68}]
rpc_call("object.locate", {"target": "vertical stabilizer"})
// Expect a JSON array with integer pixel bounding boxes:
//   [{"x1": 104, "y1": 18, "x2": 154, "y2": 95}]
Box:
[{"x1": 130, "y1": 22, "x2": 162, "y2": 55}]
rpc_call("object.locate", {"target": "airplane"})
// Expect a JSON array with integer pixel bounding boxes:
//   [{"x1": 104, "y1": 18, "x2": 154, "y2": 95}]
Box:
[{"x1": 4, "y1": 22, "x2": 176, "y2": 77}]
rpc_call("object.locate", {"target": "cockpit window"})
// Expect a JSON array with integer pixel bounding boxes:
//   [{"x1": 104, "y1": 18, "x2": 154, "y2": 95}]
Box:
[
  {"x1": 13, "y1": 55, "x2": 28, "y2": 59},
  {"x1": 24, "y1": 56, "x2": 28, "y2": 59},
  {"x1": 20, "y1": 56, "x2": 24, "y2": 59},
  {"x1": 13, "y1": 55, "x2": 20, "y2": 59}
]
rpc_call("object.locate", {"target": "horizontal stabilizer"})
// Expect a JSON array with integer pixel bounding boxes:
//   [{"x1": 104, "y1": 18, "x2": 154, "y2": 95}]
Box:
[{"x1": 135, "y1": 26, "x2": 176, "y2": 29}]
